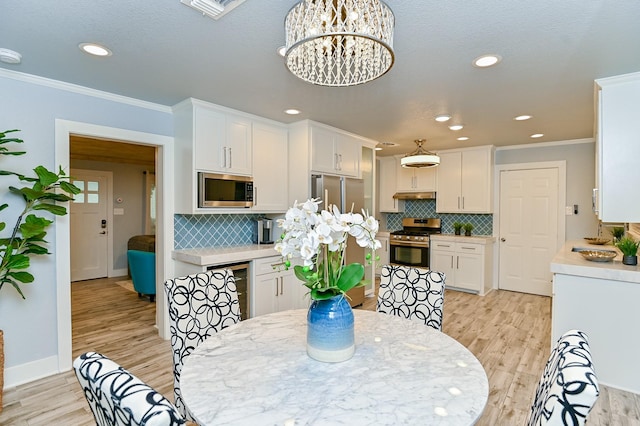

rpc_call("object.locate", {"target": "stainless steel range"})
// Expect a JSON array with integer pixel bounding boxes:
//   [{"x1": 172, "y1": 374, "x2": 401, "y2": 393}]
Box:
[{"x1": 390, "y1": 218, "x2": 441, "y2": 268}]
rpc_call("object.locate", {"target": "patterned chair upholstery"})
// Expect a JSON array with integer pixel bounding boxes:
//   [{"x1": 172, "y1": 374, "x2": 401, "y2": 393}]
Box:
[
  {"x1": 376, "y1": 264, "x2": 446, "y2": 331},
  {"x1": 164, "y1": 269, "x2": 241, "y2": 420},
  {"x1": 528, "y1": 330, "x2": 600, "y2": 426},
  {"x1": 73, "y1": 351, "x2": 185, "y2": 426}
]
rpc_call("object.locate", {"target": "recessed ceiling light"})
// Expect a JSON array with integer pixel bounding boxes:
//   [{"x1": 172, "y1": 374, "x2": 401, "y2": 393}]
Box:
[
  {"x1": 531, "y1": 133, "x2": 544, "y2": 138},
  {"x1": 0, "y1": 48, "x2": 22, "y2": 64},
  {"x1": 284, "y1": 109, "x2": 300, "y2": 115},
  {"x1": 457, "y1": 137, "x2": 469, "y2": 141},
  {"x1": 277, "y1": 46, "x2": 287, "y2": 57},
  {"x1": 514, "y1": 115, "x2": 532, "y2": 121},
  {"x1": 473, "y1": 54, "x2": 501, "y2": 68},
  {"x1": 435, "y1": 114, "x2": 451, "y2": 122},
  {"x1": 380, "y1": 141, "x2": 398, "y2": 147},
  {"x1": 448, "y1": 124, "x2": 464, "y2": 131},
  {"x1": 375, "y1": 147, "x2": 383, "y2": 151},
  {"x1": 79, "y1": 43, "x2": 112, "y2": 57}
]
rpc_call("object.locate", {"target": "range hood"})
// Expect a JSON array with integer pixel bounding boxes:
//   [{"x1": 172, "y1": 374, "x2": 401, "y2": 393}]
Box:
[{"x1": 393, "y1": 192, "x2": 436, "y2": 200}]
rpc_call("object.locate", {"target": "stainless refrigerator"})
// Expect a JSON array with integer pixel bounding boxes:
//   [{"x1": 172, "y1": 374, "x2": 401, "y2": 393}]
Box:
[{"x1": 311, "y1": 174, "x2": 366, "y2": 307}]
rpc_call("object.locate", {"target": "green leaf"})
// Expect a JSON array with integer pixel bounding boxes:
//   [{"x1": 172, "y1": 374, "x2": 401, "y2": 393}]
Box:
[
  {"x1": 294, "y1": 265, "x2": 315, "y2": 284},
  {"x1": 39, "y1": 193, "x2": 75, "y2": 202},
  {"x1": 8, "y1": 271, "x2": 34, "y2": 283},
  {"x1": 60, "y1": 180, "x2": 82, "y2": 195},
  {"x1": 23, "y1": 243, "x2": 50, "y2": 255},
  {"x1": 0, "y1": 222, "x2": 4, "y2": 233},
  {"x1": 335, "y1": 263, "x2": 365, "y2": 293},
  {"x1": 20, "y1": 215, "x2": 53, "y2": 238},
  {"x1": 33, "y1": 203, "x2": 67, "y2": 215},
  {"x1": 5, "y1": 278, "x2": 27, "y2": 299},
  {"x1": 0, "y1": 203, "x2": 8, "y2": 211},
  {"x1": 34, "y1": 166, "x2": 59, "y2": 186},
  {"x1": 311, "y1": 287, "x2": 341, "y2": 300},
  {"x1": 5, "y1": 253, "x2": 30, "y2": 270}
]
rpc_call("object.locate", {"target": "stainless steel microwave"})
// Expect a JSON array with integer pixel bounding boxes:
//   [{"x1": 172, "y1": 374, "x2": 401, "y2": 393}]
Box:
[{"x1": 198, "y1": 172, "x2": 253, "y2": 208}]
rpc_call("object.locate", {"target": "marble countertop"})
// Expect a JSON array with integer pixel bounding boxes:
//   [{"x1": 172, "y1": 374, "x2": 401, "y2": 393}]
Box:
[
  {"x1": 550, "y1": 240, "x2": 640, "y2": 283},
  {"x1": 430, "y1": 234, "x2": 496, "y2": 244},
  {"x1": 181, "y1": 309, "x2": 488, "y2": 426},
  {"x1": 172, "y1": 244, "x2": 279, "y2": 266}
]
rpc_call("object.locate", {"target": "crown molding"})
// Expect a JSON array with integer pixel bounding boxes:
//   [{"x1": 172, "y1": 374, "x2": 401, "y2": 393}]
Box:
[{"x1": 0, "y1": 68, "x2": 172, "y2": 114}]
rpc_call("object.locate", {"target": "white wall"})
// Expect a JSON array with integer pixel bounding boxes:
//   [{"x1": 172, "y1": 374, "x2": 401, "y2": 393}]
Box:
[
  {"x1": 0, "y1": 70, "x2": 172, "y2": 385},
  {"x1": 495, "y1": 139, "x2": 598, "y2": 240}
]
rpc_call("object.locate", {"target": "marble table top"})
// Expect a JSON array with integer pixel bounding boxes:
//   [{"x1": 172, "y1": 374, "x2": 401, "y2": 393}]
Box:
[{"x1": 181, "y1": 309, "x2": 489, "y2": 426}]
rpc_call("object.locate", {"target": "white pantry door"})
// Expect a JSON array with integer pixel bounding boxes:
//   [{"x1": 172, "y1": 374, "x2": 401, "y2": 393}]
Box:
[
  {"x1": 499, "y1": 168, "x2": 558, "y2": 296},
  {"x1": 70, "y1": 169, "x2": 110, "y2": 282}
]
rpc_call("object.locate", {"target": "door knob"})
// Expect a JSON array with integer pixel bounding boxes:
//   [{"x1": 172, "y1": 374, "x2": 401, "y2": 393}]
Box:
[
  {"x1": 500, "y1": 238, "x2": 506, "y2": 242},
  {"x1": 100, "y1": 231, "x2": 106, "y2": 234}
]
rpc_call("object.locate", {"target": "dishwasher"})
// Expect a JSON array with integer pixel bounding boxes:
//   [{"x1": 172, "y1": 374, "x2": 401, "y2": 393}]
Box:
[{"x1": 206, "y1": 262, "x2": 250, "y2": 321}]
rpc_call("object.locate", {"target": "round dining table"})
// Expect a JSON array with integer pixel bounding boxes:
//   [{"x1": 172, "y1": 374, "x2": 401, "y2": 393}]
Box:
[{"x1": 180, "y1": 309, "x2": 488, "y2": 426}]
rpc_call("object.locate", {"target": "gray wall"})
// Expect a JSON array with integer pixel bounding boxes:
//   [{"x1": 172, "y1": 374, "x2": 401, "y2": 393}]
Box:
[
  {"x1": 70, "y1": 160, "x2": 152, "y2": 271},
  {"x1": 495, "y1": 140, "x2": 598, "y2": 241},
  {"x1": 0, "y1": 72, "x2": 172, "y2": 372}
]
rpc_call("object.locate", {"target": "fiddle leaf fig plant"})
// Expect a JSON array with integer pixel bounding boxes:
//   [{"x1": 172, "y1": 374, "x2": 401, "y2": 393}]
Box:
[{"x1": 0, "y1": 129, "x2": 81, "y2": 299}]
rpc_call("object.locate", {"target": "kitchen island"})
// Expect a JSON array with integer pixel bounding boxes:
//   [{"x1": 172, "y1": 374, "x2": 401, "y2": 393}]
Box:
[{"x1": 550, "y1": 240, "x2": 640, "y2": 394}]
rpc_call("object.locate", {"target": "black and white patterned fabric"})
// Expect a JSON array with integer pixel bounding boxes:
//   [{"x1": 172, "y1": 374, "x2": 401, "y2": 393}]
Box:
[
  {"x1": 73, "y1": 351, "x2": 185, "y2": 426},
  {"x1": 376, "y1": 264, "x2": 446, "y2": 331},
  {"x1": 528, "y1": 330, "x2": 600, "y2": 426},
  {"x1": 164, "y1": 269, "x2": 241, "y2": 420}
]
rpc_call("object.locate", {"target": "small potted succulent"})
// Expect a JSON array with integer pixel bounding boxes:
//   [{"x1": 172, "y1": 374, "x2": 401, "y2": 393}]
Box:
[
  {"x1": 453, "y1": 222, "x2": 463, "y2": 235},
  {"x1": 616, "y1": 236, "x2": 639, "y2": 266},
  {"x1": 463, "y1": 223, "x2": 474, "y2": 237}
]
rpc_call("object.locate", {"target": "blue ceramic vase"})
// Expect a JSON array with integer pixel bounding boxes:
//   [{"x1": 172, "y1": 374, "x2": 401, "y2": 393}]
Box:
[{"x1": 306, "y1": 294, "x2": 355, "y2": 363}]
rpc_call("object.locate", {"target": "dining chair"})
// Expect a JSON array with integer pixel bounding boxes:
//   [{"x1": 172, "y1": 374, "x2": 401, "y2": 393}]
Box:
[
  {"x1": 164, "y1": 268, "x2": 241, "y2": 420},
  {"x1": 376, "y1": 264, "x2": 446, "y2": 330},
  {"x1": 73, "y1": 351, "x2": 185, "y2": 426},
  {"x1": 528, "y1": 329, "x2": 600, "y2": 426}
]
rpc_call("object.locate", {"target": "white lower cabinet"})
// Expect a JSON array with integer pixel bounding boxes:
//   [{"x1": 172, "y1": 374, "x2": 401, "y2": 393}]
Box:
[
  {"x1": 252, "y1": 256, "x2": 307, "y2": 317},
  {"x1": 429, "y1": 236, "x2": 494, "y2": 295}
]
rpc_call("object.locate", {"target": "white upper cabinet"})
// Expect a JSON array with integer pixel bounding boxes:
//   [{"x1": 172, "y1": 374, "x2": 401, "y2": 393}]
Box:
[
  {"x1": 193, "y1": 105, "x2": 252, "y2": 176},
  {"x1": 396, "y1": 160, "x2": 437, "y2": 192},
  {"x1": 436, "y1": 146, "x2": 494, "y2": 213},
  {"x1": 252, "y1": 122, "x2": 289, "y2": 212},
  {"x1": 311, "y1": 125, "x2": 360, "y2": 177},
  {"x1": 378, "y1": 156, "x2": 404, "y2": 212},
  {"x1": 594, "y1": 72, "x2": 640, "y2": 222},
  {"x1": 288, "y1": 120, "x2": 377, "y2": 206}
]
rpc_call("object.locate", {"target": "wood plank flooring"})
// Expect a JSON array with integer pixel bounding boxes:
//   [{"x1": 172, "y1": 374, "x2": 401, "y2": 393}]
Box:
[{"x1": 1, "y1": 277, "x2": 638, "y2": 425}]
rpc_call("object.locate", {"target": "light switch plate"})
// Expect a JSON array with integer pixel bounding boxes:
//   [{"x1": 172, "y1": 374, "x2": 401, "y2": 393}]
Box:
[
  {"x1": 114, "y1": 208, "x2": 124, "y2": 215},
  {"x1": 565, "y1": 206, "x2": 573, "y2": 216}
]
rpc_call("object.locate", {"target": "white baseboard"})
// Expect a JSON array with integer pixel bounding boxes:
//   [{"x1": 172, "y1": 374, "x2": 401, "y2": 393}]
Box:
[
  {"x1": 111, "y1": 268, "x2": 128, "y2": 277},
  {"x1": 3, "y1": 355, "x2": 62, "y2": 389}
]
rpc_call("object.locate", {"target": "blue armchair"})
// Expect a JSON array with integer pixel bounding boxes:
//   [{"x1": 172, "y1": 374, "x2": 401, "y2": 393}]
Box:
[{"x1": 127, "y1": 250, "x2": 156, "y2": 302}]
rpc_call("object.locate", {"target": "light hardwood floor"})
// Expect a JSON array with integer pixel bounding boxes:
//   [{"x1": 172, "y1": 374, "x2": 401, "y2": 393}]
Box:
[{"x1": 1, "y1": 277, "x2": 639, "y2": 425}]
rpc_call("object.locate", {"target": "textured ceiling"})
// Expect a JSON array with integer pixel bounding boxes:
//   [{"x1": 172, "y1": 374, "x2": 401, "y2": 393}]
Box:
[{"x1": 2, "y1": 0, "x2": 639, "y2": 157}]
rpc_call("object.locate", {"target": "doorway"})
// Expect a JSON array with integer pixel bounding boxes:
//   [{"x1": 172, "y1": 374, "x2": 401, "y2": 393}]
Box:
[
  {"x1": 495, "y1": 161, "x2": 566, "y2": 296},
  {"x1": 54, "y1": 119, "x2": 175, "y2": 373}
]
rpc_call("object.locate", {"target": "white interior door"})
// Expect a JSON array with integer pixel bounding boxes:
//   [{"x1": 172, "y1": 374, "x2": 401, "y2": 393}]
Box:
[
  {"x1": 70, "y1": 169, "x2": 110, "y2": 282},
  {"x1": 499, "y1": 168, "x2": 559, "y2": 296}
]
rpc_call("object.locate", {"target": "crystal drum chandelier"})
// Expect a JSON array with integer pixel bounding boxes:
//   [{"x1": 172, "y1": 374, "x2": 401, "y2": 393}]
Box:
[{"x1": 284, "y1": 0, "x2": 395, "y2": 87}]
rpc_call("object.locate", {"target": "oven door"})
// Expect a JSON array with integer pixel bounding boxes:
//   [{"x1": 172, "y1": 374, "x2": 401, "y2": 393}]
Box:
[{"x1": 390, "y1": 243, "x2": 430, "y2": 268}]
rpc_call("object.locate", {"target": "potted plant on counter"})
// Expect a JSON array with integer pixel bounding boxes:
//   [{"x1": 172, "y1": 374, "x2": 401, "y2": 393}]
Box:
[
  {"x1": 611, "y1": 226, "x2": 625, "y2": 244},
  {"x1": 453, "y1": 222, "x2": 463, "y2": 235},
  {"x1": 616, "y1": 236, "x2": 639, "y2": 266},
  {"x1": 0, "y1": 129, "x2": 80, "y2": 411},
  {"x1": 463, "y1": 223, "x2": 474, "y2": 237}
]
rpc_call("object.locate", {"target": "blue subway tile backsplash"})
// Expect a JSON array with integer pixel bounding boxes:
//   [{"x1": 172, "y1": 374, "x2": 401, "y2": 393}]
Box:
[
  {"x1": 386, "y1": 200, "x2": 493, "y2": 235},
  {"x1": 174, "y1": 214, "x2": 265, "y2": 249}
]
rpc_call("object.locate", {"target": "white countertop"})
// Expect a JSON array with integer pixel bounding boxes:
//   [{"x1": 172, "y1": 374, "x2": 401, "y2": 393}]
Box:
[
  {"x1": 181, "y1": 309, "x2": 488, "y2": 426},
  {"x1": 172, "y1": 244, "x2": 279, "y2": 266},
  {"x1": 430, "y1": 234, "x2": 496, "y2": 244},
  {"x1": 550, "y1": 240, "x2": 640, "y2": 283}
]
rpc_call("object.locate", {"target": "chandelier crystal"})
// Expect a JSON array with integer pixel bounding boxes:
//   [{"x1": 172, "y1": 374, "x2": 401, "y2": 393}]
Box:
[{"x1": 284, "y1": 0, "x2": 395, "y2": 87}]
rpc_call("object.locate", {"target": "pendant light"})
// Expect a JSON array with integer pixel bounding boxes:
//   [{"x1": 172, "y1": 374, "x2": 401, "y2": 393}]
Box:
[{"x1": 401, "y1": 139, "x2": 440, "y2": 168}]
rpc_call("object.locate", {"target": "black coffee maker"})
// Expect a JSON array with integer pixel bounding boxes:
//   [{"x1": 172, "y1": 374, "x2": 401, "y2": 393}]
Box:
[{"x1": 254, "y1": 219, "x2": 274, "y2": 244}]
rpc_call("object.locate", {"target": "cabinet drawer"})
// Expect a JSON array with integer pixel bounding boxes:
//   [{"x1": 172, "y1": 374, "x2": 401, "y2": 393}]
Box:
[
  {"x1": 430, "y1": 241, "x2": 455, "y2": 252},
  {"x1": 253, "y1": 256, "x2": 283, "y2": 275},
  {"x1": 455, "y1": 243, "x2": 484, "y2": 255}
]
